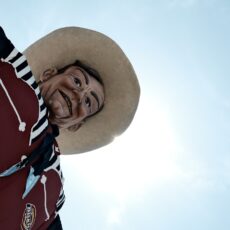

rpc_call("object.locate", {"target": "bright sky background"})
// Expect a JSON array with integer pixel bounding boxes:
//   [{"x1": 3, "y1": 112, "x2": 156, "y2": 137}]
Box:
[{"x1": 1, "y1": 0, "x2": 230, "y2": 229}]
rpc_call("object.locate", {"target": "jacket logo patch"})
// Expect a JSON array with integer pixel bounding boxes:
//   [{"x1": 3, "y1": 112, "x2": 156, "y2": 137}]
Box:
[{"x1": 21, "y1": 203, "x2": 36, "y2": 230}]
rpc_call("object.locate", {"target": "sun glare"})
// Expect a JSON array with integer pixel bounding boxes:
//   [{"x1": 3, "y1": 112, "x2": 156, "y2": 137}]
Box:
[{"x1": 62, "y1": 97, "x2": 181, "y2": 203}]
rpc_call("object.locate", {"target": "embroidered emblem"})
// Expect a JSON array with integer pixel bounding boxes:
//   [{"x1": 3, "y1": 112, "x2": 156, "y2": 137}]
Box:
[{"x1": 21, "y1": 203, "x2": 36, "y2": 230}]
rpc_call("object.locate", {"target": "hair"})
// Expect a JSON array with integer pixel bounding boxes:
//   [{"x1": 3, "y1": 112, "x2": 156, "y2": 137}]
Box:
[{"x1": 57, "y1": 60, "x2": 104, "y2": 86}]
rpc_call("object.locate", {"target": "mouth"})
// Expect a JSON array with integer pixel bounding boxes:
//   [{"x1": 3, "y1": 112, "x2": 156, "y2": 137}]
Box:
[{"x1": 58, "y1": 90, "x2": 72, "y2": 115}]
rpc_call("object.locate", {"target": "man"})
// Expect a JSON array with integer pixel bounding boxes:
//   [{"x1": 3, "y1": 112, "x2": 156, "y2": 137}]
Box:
[
  {"x1": 39, "y1": 60, "x2": 105, "y2": 131},
  {"x1": 0, "y1": 26, "x2": 140, "y2": 229}
]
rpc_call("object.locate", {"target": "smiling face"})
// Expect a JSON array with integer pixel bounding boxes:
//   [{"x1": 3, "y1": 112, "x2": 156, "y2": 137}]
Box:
[{"x1": 39, "y1": 65, "x2": 104, "y2": 131}]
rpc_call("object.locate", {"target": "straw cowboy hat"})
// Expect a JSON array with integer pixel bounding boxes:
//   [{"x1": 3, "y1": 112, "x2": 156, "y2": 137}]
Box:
[{"x1": 23, "y1": 27, "x2": 140, "y2": 154}]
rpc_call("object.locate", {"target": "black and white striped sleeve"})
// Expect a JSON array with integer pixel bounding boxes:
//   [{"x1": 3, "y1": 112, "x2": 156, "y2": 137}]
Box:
[{"x1": 0, "y1": 27, "x2": 49, "y2": 145}]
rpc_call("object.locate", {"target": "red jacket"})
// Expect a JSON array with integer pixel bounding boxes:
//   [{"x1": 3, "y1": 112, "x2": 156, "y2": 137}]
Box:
[{"x1": 0, "y1": 29, "x2": 65, "y2": 230}]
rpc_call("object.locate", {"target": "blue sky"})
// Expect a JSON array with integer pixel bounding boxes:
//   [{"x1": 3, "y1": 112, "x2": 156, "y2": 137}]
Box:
[{"x1": 1, "y1": 0, "x2": 230, "y2": 229}]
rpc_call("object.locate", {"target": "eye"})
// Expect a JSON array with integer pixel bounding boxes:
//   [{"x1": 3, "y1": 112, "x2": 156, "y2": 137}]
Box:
[
  {"x1": 73, "y1": 77, "x2": 81, "y2": 87},
  {"x1": 85, "y1": 97, "x2": 91, "y2": 107}
]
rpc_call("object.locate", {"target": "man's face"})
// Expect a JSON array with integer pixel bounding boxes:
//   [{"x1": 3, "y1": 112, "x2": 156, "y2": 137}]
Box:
[{"x1": 39, "y1": 66, "x2": 104, "y2": 130}]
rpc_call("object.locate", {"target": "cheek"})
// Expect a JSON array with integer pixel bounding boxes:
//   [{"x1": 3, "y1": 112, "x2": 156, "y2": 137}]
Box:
[
  {"x1": 78, "y1": 106, "x2": 91, "y2": 119},
  {"x1": 72, "y1": 102, "x2": 89, "y2": 117}
]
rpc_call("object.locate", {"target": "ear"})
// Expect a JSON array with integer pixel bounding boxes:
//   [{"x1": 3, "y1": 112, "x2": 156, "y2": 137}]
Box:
[
  {"x1": 67, "y1": 121, "x2": 84, "y2": 132},
  {"x1": 39, "y1": 67, "x2": 58, "y2": 82}
]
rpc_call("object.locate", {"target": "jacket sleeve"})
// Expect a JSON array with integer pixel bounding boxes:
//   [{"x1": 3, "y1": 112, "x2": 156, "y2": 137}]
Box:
[{"x1": 0, "y1": 27, "x2": 14, "y2": 59}]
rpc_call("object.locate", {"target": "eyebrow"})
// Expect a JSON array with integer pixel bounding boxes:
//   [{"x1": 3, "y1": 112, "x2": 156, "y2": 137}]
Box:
[
  {"x1": 77, "y1": 68, "x2": 101, "y2": 109},
  {"x1": 80, "y1": 69, "x2": 89, "y2": 85},
  {"x1": 91, "y1": 91, "x2": 100, "y2": 110}
]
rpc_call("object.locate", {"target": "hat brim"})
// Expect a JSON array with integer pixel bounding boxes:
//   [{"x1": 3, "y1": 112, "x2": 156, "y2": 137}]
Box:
[{"x1": 23, "y1": 27, "x2": 140, "y2": 154}]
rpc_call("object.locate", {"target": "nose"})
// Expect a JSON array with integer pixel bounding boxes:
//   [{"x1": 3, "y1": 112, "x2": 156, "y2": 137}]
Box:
[{"x1": 72, "y1": 87, "x2": 90, "y2": 103}]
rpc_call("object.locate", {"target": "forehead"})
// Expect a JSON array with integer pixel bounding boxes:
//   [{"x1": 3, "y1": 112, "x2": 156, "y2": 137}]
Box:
[
  {"x1": 65, "y1": 66, "x2": 101, "y2": 85},
  {"x1": 65, "y1": 66, "x2": 92, "y2": 80},
  {"x1": 65, "y1": 65, "x2": 105, "y2": 101}
]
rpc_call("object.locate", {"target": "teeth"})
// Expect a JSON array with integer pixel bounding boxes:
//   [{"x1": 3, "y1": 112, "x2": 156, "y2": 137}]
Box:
[{"x1": 59, "y1": 90, "x2": 72, "y2": 114}]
